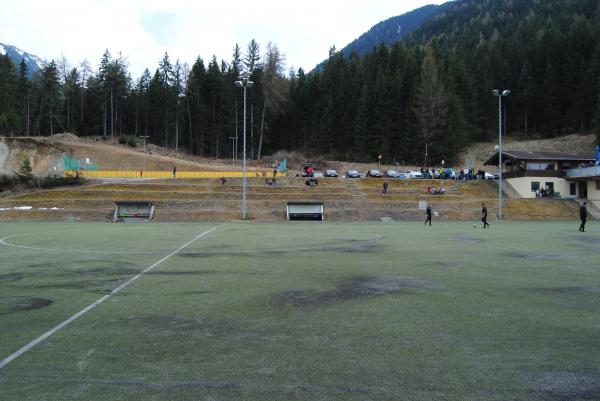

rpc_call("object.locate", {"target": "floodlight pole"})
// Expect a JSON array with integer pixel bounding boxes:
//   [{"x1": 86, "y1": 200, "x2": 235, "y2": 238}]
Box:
[
  {"x1": 492, "y1": 89, "x2": 510, "y2": 220},
  {"x1": 140, "y1": 135, "x2": 149, "y2": 172},
  {"x1": 236, "y1": 79, "x2": 253, "y2": 220},
  {"x1": 229, "y1": 136, "x2": 235, "y2": 167}
]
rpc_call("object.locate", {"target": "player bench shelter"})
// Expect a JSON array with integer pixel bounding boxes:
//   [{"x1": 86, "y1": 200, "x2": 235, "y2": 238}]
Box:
[
  {"x1": 286, "y1": 202, "x2": 324, "y2": 221},
  {"x1": 114, "y1": 201, "x2": 155, "y2": 222}
]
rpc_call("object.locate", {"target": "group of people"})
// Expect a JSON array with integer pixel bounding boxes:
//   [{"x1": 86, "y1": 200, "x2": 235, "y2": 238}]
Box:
[
  {"x1": 425, "y1": 201, "x2": 589, "y2": 232},
  {"x1": 535, "y1": 187, "x2": 559, "y2": 199},
  {"x1": 419, "y1": 167, "x2": 490, "y2": 180},
  {"x1": 425, "y1": 202, "x2": 489, "y2": 228},
  {"x1": 426, "y1": 185, "x2": 445, "y2": 195}
]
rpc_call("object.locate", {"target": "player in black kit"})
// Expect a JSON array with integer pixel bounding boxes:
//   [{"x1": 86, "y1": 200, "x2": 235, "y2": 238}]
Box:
[
  {"x1": 425, "y1": 203, "x2": 432, "y2": 226},
  {"x1": 481, "y1": 202, "x2": 489, "y2": 228},
  {"x1": 579, "y1": 202, "x2": 587, "y2": 232}
]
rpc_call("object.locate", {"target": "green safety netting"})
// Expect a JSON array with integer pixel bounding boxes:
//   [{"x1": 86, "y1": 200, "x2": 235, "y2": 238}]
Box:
[{"x1": 63, "y1": 156, "x2": 98, "y2": 171}]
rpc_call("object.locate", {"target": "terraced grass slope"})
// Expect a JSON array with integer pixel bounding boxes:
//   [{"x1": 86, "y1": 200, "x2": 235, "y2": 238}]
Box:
[{"x1": 0, "y1": 177, "x2": 583, "y2": 222}]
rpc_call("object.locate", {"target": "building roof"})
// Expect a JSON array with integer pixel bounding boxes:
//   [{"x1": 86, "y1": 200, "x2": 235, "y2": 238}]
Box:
[{"x1": 484, "y1": 150, "x2": 595, "y2": 166}]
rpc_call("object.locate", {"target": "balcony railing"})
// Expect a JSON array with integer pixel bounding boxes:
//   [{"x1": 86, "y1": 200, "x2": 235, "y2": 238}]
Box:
[
  {"x1": 565, "y1": 166, "x2": 600, "y2": 178},
  {"x1": 502, "y1": 170, "x2": 564, "y2": 179}
]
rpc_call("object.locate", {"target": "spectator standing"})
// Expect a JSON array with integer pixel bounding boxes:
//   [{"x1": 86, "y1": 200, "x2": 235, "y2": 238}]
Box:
[{"x1": 579, "y1": 202, "x2": 588, "y2": 232}]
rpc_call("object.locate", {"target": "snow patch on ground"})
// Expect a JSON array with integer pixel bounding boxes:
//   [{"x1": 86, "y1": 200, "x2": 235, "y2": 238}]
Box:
[{"x1": 0, "y1": 206, "x2": 63, "y2": 211}]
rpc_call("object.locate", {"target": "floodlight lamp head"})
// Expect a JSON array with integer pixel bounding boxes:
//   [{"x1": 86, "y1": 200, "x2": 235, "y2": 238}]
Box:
[
  {"x1": 247, "y1": 81, "x2": 254, "y2": 87},
  {"x1": 492, "y1": 89, "x2": 500, "y2": 96},
  {"x1": 235, "y1": 81, "x2": 243, "y2": 87},
  {"x1": 502, "y1": 90, "x2": 511, "y2": 96}
]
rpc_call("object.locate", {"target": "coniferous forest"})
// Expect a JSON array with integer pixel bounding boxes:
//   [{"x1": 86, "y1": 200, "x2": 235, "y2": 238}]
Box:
[{"x1": 1, "y1": 0, "x2": 600, "y2": 166}]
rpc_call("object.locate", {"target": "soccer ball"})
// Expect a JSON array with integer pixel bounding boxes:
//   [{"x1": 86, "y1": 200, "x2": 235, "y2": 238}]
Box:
[{"x1": 472, "y1": 224, "x2": 477, "y2": 228}]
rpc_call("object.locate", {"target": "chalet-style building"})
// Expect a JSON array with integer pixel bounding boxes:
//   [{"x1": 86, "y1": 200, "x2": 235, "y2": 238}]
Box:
[{"x1": 484, "y1": 150, "x2": 599, "y2": 210}]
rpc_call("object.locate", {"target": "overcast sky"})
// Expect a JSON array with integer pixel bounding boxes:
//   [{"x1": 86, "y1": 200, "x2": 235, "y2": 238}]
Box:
[{"x1": 1, "y1": 0, "x2": 448, "y2": 78}]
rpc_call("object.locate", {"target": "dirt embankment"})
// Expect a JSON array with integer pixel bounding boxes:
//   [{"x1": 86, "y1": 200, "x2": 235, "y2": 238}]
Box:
[
  {"x1": 0, "y1": 137, "x2": 65, "y2": 176},
  {"x1": 1, "y1": 132, "x2": 597, "y2": 178},
  {"x1": 1, "y1": 134, "x2": 268, "y2": 175}
]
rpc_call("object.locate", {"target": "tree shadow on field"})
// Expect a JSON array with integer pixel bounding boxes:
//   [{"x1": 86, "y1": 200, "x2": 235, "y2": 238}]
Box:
[
  {"x1": 528, "y1": 287, "x2": 600, "y2": 295},
  {"x1": 503, "y1": 251, "x2": 578, "y2": 261},
  {"x1": 452, "y1": 234, "x2": 485, "y2": 245},
  {"x1": 122, "y1": 314, "x2": 242, "y2": 335},
  {"x1": 0, "y1": 272, "x2": 25, "y2": 282},
  {"x1": 271, "y1": 276, "x2": 439, "y2": 308},
  {"x1": 0, "y1": 296, "x2": 53, "y2": 315},
  {"x1": 333, "y1": 242, "x2": 379, "y2": 253},
  {"x1": 64, "y1": 378, "x2": 242, "y2": 393},
  {"x1": 531, "y1": 371, "x2": 600, "y2": 401}
]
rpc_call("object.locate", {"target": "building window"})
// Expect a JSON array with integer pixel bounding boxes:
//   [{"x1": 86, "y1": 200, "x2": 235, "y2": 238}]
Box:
[
  {"x1": 570, "y1": 183, "x2": 577, "y2": 196},
  {"x1": 531, "y1": 181, "x2": 540, "y2": 192},
  {"x1": 527, "y1": 163, "x2": 554, "y2": 171}
]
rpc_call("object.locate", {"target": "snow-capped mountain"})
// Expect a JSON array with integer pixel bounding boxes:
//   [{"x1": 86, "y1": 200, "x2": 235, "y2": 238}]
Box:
[{"x1": 0, "y1": 43, "x2": 44, "y2": 77}]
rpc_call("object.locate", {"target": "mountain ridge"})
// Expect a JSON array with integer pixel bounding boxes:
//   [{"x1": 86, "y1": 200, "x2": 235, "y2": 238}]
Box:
[{"x1": 0, "y1": 42, "x2": 44, "y2": 77}]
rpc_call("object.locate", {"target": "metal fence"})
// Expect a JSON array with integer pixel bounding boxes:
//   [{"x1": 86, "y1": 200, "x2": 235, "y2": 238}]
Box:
[{"x1": 64, "y1": 170, "x2": 279, "y2": 179}]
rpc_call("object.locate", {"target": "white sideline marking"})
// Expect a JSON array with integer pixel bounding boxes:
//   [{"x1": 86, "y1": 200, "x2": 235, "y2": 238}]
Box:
[{"x1": 0, "y1": 226, "x2": 218, "y2": 370}]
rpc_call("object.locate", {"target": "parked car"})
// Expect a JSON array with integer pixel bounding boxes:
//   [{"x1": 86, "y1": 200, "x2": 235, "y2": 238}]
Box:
[
  {"x1": 405, "y1": 170, "x2": 423, "y2": 179},
  {"x1": 324, "y1": 169, "x2": 338, "y2": 177},
  {"x1": 313, "y1": 172, "x2": 324, "y2": 178},
  {"x1": 365, "y1": 169, "x2": 383, "y2": 178},
  {"x1": 484, "y1": 172, "x2": 497, "y2": 180},
  {"x1": 384, "y1": 170, "x2": 400, "y2": 178},
  {"x1": 345, "y1": 170, "x2": 361, "y2": 178}
]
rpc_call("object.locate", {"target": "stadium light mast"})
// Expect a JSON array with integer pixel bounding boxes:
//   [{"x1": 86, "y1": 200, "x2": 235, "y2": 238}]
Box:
[
  {"x1": 235, "y1": 79, "x2": 253, "y2": 220},
  {"x1": 139, "y1": 135, "x2": 149, "y2": 173},
  {"x1": 492, "y1": 89, "x2": 510, "y2": 220},
  {"x1": 229, "y1": 136, "x2": 236, "y2": 167}
]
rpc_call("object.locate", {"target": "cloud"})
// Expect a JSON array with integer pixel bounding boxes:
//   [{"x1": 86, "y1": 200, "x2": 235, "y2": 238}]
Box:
[{"x1": 0, "y1": 0, "x2": 449, "y2": 77}]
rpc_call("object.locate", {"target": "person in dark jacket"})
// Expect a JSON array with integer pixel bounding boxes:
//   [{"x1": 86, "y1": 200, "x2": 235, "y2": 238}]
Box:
[
  {"x1": 481, "y1": 202, "x2": 489, "y2": 228},
  {"x1": 425, "y1": 203, "x2": 432, "y2": 226},
  {"x1": 579, "y1": 202, "x2": 588, "y2": 232}
]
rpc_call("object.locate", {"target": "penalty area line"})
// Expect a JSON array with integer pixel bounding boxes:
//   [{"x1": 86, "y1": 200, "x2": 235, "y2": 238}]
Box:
[{"x1": 0, "y1": 226, "x2": 218, "y2": 370}]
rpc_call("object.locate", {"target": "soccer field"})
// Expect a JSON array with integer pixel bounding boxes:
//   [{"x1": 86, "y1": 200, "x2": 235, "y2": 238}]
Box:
[{"x1": 0, "y1": 221, "x2": 599, "y2": 401}]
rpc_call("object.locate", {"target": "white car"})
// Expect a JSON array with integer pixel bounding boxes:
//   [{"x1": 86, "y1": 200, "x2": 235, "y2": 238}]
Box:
[
  {"x1": 384, "y1": 170, "x2": 400, "y2": 178},
  {"x1": 483, "y1": 172, "x2": 497, "y2": 180},
  {"x1": 405, "y1": 170, "x2": 423, "y2": 179},
  {"x1": 313, "y1": 172, "x2": 324, "y2": 178}
]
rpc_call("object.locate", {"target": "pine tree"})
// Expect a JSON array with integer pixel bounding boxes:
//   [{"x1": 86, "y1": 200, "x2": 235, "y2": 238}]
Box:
[
  {"x1": 0, "y1": 54, "x2": 18, "y2": 135},
  {"x1": 39, "y1": 60, "x2": 62, "y2": 136},
  {"x1": 412, "y1": 47, "x2": 450, "y2": 167},
  {"x1": 15, "y1": 158, "x2": 33, "y2": 182},
  {"x1": 158, "y1": 52, "x2": 173, "y2": 147},
  {"x1": 258, "y1": 42, "x2": 287, "y2": 160}
]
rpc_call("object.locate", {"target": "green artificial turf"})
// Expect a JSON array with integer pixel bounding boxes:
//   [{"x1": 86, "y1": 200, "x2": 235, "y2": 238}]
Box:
[{"x1": 0, "y1": 221, "x2": 598, "y2": 401}]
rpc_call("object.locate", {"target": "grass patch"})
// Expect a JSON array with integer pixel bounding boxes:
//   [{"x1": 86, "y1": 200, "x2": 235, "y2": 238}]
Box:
[{"x1": 0, "y1": 221, "x2": 599, "y2": 400}]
